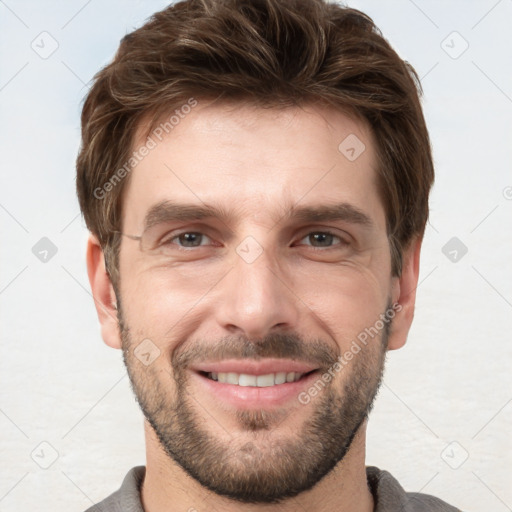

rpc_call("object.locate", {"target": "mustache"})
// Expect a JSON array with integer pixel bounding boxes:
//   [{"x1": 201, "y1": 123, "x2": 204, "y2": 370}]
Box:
[{"x1": 172, "y1": 332, "x2": 339, "y2": 371}]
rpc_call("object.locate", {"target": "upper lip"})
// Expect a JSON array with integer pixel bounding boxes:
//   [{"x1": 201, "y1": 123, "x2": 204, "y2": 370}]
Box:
[{"x1": 190, "y1": 358, "x2": 319, "y2": 375}]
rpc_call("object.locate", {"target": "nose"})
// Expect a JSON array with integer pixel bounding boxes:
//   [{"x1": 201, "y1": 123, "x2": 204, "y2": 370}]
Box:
[{"x1": 214, "y1": 244, "x2": 301, "y2": 340}]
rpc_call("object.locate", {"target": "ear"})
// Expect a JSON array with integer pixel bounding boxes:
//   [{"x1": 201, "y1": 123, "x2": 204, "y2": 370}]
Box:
[
  {"x1": 86, "y1": 234, "x2": 122, "y2": 349},
  {"x1": 387, "y1": 236, "x2": 422, "y2": 351}
]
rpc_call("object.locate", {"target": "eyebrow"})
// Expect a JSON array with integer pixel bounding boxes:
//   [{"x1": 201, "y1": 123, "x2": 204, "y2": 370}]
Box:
[
  {"x1": 283, "y1": 203, "x2": 373, "y2": 228},
  {"x1": 142, "y1": 200, "x2": 374, "y2": 232},
  {"x1": 143, "y1": 200, "x2": 233, "y2": 231}
]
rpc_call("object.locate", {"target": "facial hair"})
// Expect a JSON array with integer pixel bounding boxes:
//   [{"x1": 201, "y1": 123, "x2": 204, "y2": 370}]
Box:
[{"x1": 119, "y1": 303, "x2": 390, "y2": 504}]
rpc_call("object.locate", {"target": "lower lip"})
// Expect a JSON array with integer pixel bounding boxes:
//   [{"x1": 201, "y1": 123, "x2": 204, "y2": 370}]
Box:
[{"x1": 189, "y1": 370, "x2": 320, "y2": 409}]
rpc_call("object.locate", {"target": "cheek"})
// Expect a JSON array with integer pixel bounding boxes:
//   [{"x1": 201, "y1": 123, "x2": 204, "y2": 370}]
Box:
[
  {"x1": 291, "y1": 262, "x2": 391, "y2": 341},
  {"x1": 119, "y1": 264, "x2": 219, "y2": 353},
  {"x1": 120, "y1": 247, "x2": 216, "y2": 311}
]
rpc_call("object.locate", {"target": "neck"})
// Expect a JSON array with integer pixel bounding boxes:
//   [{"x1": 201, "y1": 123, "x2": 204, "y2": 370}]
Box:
[{"x1": 140, "y1": 419, "x2": 374, "y2": 512}]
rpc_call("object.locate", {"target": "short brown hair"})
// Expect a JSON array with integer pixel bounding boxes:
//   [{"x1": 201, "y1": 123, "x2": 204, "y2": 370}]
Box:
[{"x1": 76, "y1": 0, "x2": 434, "y2": 288}]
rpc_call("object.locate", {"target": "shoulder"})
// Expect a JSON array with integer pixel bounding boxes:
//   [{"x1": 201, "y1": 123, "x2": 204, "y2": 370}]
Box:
[
  {"x1": 83, "y1": 466, "x2": 146, "y2": 512},
  {"x1": 366, "y1": 466, "x2": 462, "y2": 512},
  {"x1": 84, "y1": 464, "x2": 461, "y2": 511}
]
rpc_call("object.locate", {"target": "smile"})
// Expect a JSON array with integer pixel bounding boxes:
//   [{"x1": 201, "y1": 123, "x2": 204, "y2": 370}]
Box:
[
  {"x1": 205, "y1": 371, "x2": 310, "y2": 386},
  {"x1": 189, "y1": 360, "x2": 321, "y2": 409}
]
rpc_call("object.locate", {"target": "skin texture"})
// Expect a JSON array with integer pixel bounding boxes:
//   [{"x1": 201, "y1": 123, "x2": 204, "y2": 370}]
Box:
[{"x1": 87, "y1": 100, "x2": 422, "y2": 512}]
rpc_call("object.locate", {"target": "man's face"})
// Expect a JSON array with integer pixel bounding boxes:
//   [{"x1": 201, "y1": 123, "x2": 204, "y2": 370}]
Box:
[{"x1": 116, "y1": 101, "x2": 399, "y2": 503}]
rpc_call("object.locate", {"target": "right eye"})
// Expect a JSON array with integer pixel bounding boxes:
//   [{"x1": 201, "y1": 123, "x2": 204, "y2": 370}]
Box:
[{"x1": 162, "y1": 231, "x2": 214, "y2": 249}]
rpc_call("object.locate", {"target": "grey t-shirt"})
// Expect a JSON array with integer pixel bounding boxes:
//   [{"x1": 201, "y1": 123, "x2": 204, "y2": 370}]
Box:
[{"x1": 84, "y1": 465, "x2": 461, "y2": 511}]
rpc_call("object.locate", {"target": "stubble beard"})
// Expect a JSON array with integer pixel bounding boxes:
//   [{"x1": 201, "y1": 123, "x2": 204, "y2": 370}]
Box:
[{"x1": 119, "y1": 306, "x2": 389, "y2": 504}]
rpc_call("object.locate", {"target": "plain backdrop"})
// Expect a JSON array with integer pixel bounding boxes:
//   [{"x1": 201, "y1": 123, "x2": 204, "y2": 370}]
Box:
[{"x1": 1, "y1": 1, "x2": 511, "y2": 511}]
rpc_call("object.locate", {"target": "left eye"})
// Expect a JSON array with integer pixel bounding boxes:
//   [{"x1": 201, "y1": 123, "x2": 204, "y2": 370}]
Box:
[
  {"x1": 298, "y1": 232, "x2": 345, "y2": 248},
  {"x1": 165, "y1": 232, "x2": 212, "y2": 248}
]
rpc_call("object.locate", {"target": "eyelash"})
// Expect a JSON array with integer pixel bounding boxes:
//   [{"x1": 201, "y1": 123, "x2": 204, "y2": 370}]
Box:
[{"x1": 162, "y1": 230, "x2": 349, "y2": 250}]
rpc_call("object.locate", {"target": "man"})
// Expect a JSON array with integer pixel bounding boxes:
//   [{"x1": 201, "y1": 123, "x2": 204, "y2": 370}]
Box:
[{"x1": 76, "y1": 0, "x2": 461, "y2": 510}]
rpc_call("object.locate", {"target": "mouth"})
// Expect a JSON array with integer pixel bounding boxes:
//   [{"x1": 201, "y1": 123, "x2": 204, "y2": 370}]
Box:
[
  {"x1": 188, "y1": 359, "x2": 322, "y2": 409},
  {"x1": 201, "y1": 370, "x2": 315, "y2": 387}
]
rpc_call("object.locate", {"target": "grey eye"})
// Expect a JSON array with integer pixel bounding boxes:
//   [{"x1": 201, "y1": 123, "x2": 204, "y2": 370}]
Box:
[
  {"x1": 171, "y1": 232, "x2": 208, "y2": 247},
  {"x1": 300, "y1": 232, "x2": 345, "y2": 248}
]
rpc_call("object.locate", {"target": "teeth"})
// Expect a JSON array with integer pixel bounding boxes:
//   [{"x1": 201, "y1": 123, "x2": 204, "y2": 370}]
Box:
[
  {"x1": 226, "y1": 372, "x2": 238, "y2": 385},
  {"x1": 208, "y1": 371, "x2": 305, "y2": 386},
  {"x1": 256, "y1": 374, "x2": 274, "y2": 387},
  {"x1": 274, "y1": 372, "x2": 286, "y2": 385},
  {"x1": 239, "y1": 374, "x2": 256, "y2": 386}
]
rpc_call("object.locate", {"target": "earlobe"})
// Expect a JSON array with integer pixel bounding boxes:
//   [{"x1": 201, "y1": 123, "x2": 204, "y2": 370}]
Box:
[
  {"x1": 86, "y1": 234, "x2": 122, "y2": 349},
  {"x1": 387, "y1": 236, "x2": 422, "y2": 351}
]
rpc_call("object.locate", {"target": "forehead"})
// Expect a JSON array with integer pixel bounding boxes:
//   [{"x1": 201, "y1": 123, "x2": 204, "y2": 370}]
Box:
[{"x1": 122, "y1": 100, "x2": 384, "y2": 232}]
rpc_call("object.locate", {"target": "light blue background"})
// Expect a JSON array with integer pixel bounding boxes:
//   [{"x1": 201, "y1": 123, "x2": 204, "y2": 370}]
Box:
[{"x1": 1, "y1": 1, "x2": 511, "y2": 510}]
